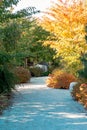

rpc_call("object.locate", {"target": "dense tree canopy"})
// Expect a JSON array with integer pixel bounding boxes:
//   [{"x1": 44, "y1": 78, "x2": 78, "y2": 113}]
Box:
[
  {"x1": 0, "y1": 0, "x2": 42, "y2": 93},
  {"x1": 0, "y1": 0, "x2": 40, "y2": 22},
  {"x1": 39, "y1": 0, "x2": 87, "y2": 74},
  {"x1": 13, "y1": 18, "x2": 56, "y2": 66}
]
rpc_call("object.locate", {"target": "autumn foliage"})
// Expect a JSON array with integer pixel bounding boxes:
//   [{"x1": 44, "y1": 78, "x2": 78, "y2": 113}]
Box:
[
  {"x1": 39, "y1": 0, "x2": 87, "y2": 73},
  {"x1": 71, "y1": 83, "x2": 87, "y2": 109},
  {"x1": 14, "y1": 67, "x2": 31, "y2": 83},
  {"x1": 46, "y1": 69, "x2": 77, "y2": 89}
]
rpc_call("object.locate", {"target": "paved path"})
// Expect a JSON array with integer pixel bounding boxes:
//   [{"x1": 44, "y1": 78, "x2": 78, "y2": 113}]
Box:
[{"x1": 0, "y1": 77, "x2": 87, "y2": 130}]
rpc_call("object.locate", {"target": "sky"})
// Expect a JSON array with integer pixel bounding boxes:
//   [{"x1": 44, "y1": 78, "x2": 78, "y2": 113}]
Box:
[
  {"x1": 13, "y1": 0, "x2": 58, "y2": 18},
  {"x1": 13, "y1": 0, "x2": 55, "y2": 12},
  {"x1": 13, "y1": 0, "x2": 79, "y2": 18},
  {"x1": 12, "y1": 0, "x2": 87, "y2": 13}
]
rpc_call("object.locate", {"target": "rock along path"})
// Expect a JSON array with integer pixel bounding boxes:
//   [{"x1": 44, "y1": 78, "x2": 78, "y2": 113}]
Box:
[{"x1": 0, "y1": 77, "x2": 87, "y2": 130}]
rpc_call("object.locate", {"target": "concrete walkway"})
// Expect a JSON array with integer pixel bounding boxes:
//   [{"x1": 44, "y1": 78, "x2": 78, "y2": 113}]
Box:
[{"x1": 0, "y1": 77, "x2": 87, "y2": 130}]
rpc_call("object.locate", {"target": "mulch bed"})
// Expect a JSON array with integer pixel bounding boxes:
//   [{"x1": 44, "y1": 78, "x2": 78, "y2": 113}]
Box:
[{"x1": 0, "y1": 93, "x2": 12, "y2": 115}]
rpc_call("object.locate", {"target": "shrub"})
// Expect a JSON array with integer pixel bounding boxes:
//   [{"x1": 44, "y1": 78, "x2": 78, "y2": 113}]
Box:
[
  {"x1": 42, "y1": 71, "x2": 50, "y2": 76},
  {"x1": 78, "y1": 53, "x2": 87, "y2": 82},
  {"x1": 0, "y1": 94, "x2": 12, "y2": 114},
  {"x1": 0, "y1": 51, "x2": 16, "y2": 94},
  {"x1": 29, "y1": 67, "x2": 43, "y2": 77},
  {"x1": 0, "y1": 67, "x2": 16, "y2": 94},
  {"x1": 71, "y1": 83, "x2": 87, "y2": 109},
  {"x1": 14, "y1": 66, "x2": 31, "y2": 83},
  {"x1": 46, "y1": 69, "x2": 77, "y2": 89}
]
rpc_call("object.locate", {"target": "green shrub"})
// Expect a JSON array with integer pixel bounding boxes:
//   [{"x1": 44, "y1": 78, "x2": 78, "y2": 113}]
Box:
[
  {"x1": 0, "y1": 51, "x2": 16, "y2": 94},
  {"x1": 71, "y1": 83, "x2": 87, "y2": 109},
  {"x1": 46, "y1": 69, "x2": 77, "y2": 89},
  {"x1": 42, "y1": 71, "x2": 50, "y2": 76},
  {"x1": 14, "y1": 66, "x2": 31, "y2": 83},
  {"x1": 29, "y1": 67, "x2": 43, "y2": 77},
  {"x1": 78, "y1": 53, "x2": 87, "y2": 82},
  {"x1": 0, "y1": 67, "x2": 16, "y2": 94}
]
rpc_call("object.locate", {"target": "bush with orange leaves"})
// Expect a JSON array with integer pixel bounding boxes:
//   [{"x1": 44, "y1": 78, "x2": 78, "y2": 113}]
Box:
[
  {"x1": 71, "y1": 83, "x2": 87, "y2": 109},
  {"x1": 46, "y1": 69, "x2": 77, "y2": 89},
  {"x1": 14, "y1": 66, "x2": 31, "y2": 83}
]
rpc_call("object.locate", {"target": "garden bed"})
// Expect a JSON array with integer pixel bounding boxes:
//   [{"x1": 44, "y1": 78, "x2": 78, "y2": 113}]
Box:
[{"x1": 0, "y1": 93, "x2": 13, "y2": 115}]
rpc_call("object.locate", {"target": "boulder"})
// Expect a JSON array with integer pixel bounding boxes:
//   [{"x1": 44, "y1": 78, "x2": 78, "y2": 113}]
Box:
[{"x1": 69, "y1": 82, "x2": 78, "y2": 92}]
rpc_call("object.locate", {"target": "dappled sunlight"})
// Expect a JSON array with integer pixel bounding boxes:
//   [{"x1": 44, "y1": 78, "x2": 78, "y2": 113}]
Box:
[
  {"x1": 16, "y1": 84, "x2": 48, "y2": 90},
  {"x1": 0, "y1": 101, "x2": 87, "y2": 125},
  {"x1": 62, "y1": 113, "x2": 87, "y2": 119},
  {"x1": 0, "y1": 77, "x2": 87, "y2": 130},
  {"x1": 15, "y1": 77, "x2": 48, "y2": 90},
  {"x1": 48, "y1": 112, "x2": 87, "y2": 119},
  {"x1": 71, "y1": 122, "x2": 87, "y2": 125}
]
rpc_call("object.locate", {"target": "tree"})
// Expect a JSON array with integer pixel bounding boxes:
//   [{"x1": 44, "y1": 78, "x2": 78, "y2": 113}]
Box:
[
  {"x1": 0, "y1": 0, "x2": 40, "y2": 93},
  {"x1": 0, "y1": 0, "x2": 40, "y2": 22},
  {"x1": 1, "y1": 22, "x2": 21, "y2": 52},
  {"x1": 39, "y1": 0, "x2": 87, "y2": 74},
  {"x1": 14, "y1": 18, "x2": 56, "y2": 66}
]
